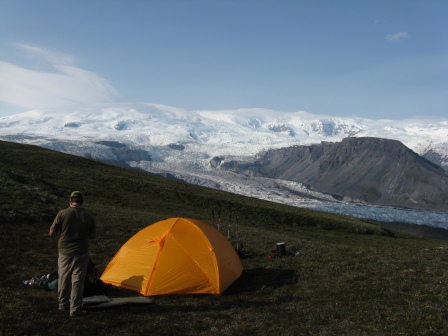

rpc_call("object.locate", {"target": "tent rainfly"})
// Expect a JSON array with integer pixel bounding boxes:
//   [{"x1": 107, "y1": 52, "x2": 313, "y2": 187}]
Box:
[{"x1": 100, "y1": 217, "x2": 243, "y2": 295}]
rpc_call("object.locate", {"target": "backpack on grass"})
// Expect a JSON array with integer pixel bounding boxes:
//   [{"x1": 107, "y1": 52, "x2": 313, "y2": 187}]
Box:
[{"x1": 41, "y1": 270, "x2": 58, "y2": 291}]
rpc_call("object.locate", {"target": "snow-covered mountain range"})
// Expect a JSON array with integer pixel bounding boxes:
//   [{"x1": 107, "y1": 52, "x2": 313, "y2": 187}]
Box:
[{"x1": 1, "y1": 103, "x2": 447, "y2": 228}]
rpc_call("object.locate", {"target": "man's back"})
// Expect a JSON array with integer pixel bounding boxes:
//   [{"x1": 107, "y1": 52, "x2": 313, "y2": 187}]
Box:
[{"x1": 51, "y1": 206, "x2": 96, "y2": 256}]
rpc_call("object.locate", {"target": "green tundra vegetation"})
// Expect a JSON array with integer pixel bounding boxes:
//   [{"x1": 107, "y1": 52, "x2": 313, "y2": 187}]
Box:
[{"x1": 1, "y1": 140, "x2": 448, "y2": 336}]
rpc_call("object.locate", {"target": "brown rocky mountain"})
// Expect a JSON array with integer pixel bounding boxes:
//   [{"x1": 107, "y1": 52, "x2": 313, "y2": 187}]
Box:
[{"x1": 214, "y1": 137, "x2": 448, "y2": 211}]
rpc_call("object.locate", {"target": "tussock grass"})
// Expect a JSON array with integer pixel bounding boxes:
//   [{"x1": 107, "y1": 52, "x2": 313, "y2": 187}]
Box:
[{"x1": 1, "y1": 140, "x2": 448, "y2": 335}]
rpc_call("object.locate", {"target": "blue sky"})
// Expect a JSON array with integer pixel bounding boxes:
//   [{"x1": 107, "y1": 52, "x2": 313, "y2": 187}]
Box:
[{"x1": 0, "y1": 0, "x2": 447, "y2": 119}]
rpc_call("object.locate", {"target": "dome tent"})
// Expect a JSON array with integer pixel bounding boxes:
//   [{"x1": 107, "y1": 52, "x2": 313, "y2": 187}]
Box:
[{"x1": 100, "y1": 217, "x2": 243, "y2": 296}]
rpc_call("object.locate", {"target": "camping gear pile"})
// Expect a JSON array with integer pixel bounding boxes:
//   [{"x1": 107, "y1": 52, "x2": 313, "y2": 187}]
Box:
[
  {"x1": 23, "y1": 271, "x2": 58, "y2": 291},
  {"x1": 22, "y1": 259, "x2": 109, "y2": 296}
]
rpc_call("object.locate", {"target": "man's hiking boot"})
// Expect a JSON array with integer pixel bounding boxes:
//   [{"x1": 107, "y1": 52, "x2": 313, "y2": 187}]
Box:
[{"x1": 70, "y1": 310, "x2": 88, "y2": 318}]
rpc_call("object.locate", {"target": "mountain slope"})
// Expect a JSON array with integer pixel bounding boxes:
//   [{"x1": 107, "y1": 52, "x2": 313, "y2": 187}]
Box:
[{"x1": 217, "y1": 137, "x2": 448, "y2": 211}]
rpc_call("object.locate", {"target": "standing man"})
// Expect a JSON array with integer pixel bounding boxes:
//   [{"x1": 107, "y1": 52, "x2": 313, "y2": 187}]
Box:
[{"x1": 49, "y1": 191, "x2": 96, "y2": 318}]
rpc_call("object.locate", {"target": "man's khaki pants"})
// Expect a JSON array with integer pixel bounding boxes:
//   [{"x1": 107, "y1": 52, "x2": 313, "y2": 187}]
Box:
[{"x1": 58, "y1": 253, "x2": 89, "y2": 316}]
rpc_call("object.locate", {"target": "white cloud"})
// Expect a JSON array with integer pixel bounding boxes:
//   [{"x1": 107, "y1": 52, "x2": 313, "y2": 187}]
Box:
[
  {"x1": 0, "y1": 44, "x2": 120, "y2": 111},
  {"x1": 13, "y1": 43, "x2": 78, "y2": 65},
  {"x1": 386, "y1": 31, "x2": 409, "y2": 41}
]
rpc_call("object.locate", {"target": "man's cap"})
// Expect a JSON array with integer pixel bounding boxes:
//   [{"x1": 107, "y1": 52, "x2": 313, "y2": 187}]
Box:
[{"x1": 70, "y1": 191, "x2": 83, "y2": 198}]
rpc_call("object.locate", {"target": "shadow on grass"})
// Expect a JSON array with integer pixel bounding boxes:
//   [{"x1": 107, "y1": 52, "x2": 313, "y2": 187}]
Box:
[{"x1": 227, "y1": 267, "x2": 299, "y2": 295}]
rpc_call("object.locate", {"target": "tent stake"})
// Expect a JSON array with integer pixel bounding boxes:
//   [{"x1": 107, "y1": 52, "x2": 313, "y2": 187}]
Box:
[
  {"x1": 228, "y1": 213, "x2": 231, "y2": 240},
  {"x1": 235, "y1": 212, "x2": 239, "y2": 250}
]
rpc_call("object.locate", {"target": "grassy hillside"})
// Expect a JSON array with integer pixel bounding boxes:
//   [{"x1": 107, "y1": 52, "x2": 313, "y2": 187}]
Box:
[{"x1": 1, "y1": 140, "x2": 448, "y2": 335}]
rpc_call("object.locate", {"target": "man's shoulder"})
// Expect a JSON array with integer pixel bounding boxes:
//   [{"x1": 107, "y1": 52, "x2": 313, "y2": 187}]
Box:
[
  {"x1": 81, "y1": 207, "x2": 93, "y2": 214},
  {"x1": 57, "y1": 206, "x2": 83, "y2": 217},
  {"x1": 59, "y1": 207, "x2": 75, "y2": 214},
  {"x1": 78, "y1": 207, "x2": 95, "y2": 220}
]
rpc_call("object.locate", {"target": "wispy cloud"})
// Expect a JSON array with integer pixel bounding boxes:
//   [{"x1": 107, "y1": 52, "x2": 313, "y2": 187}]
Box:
[
  {"x1": 373, "y1": 19, "x2": 384, "y2": 26},
  {"x1": 0, "y1": 44, "x2": 119, "y2": 111},
  {"x1": 386, "y1": 31, "x2": 409, "y2": 41},
  {"x1": 13, "y1": 43, "x2": 78, "y2": 65}
]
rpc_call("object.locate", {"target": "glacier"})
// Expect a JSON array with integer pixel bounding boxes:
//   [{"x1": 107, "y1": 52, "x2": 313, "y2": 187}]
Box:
[{"x1": 1, "y1": 102, "x2": 447, "y2": 229}]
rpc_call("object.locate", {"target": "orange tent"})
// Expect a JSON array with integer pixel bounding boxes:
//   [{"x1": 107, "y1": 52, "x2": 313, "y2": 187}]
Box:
[{"x1": 100, "y1": 217, "x2": 243, "y2": 296}]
